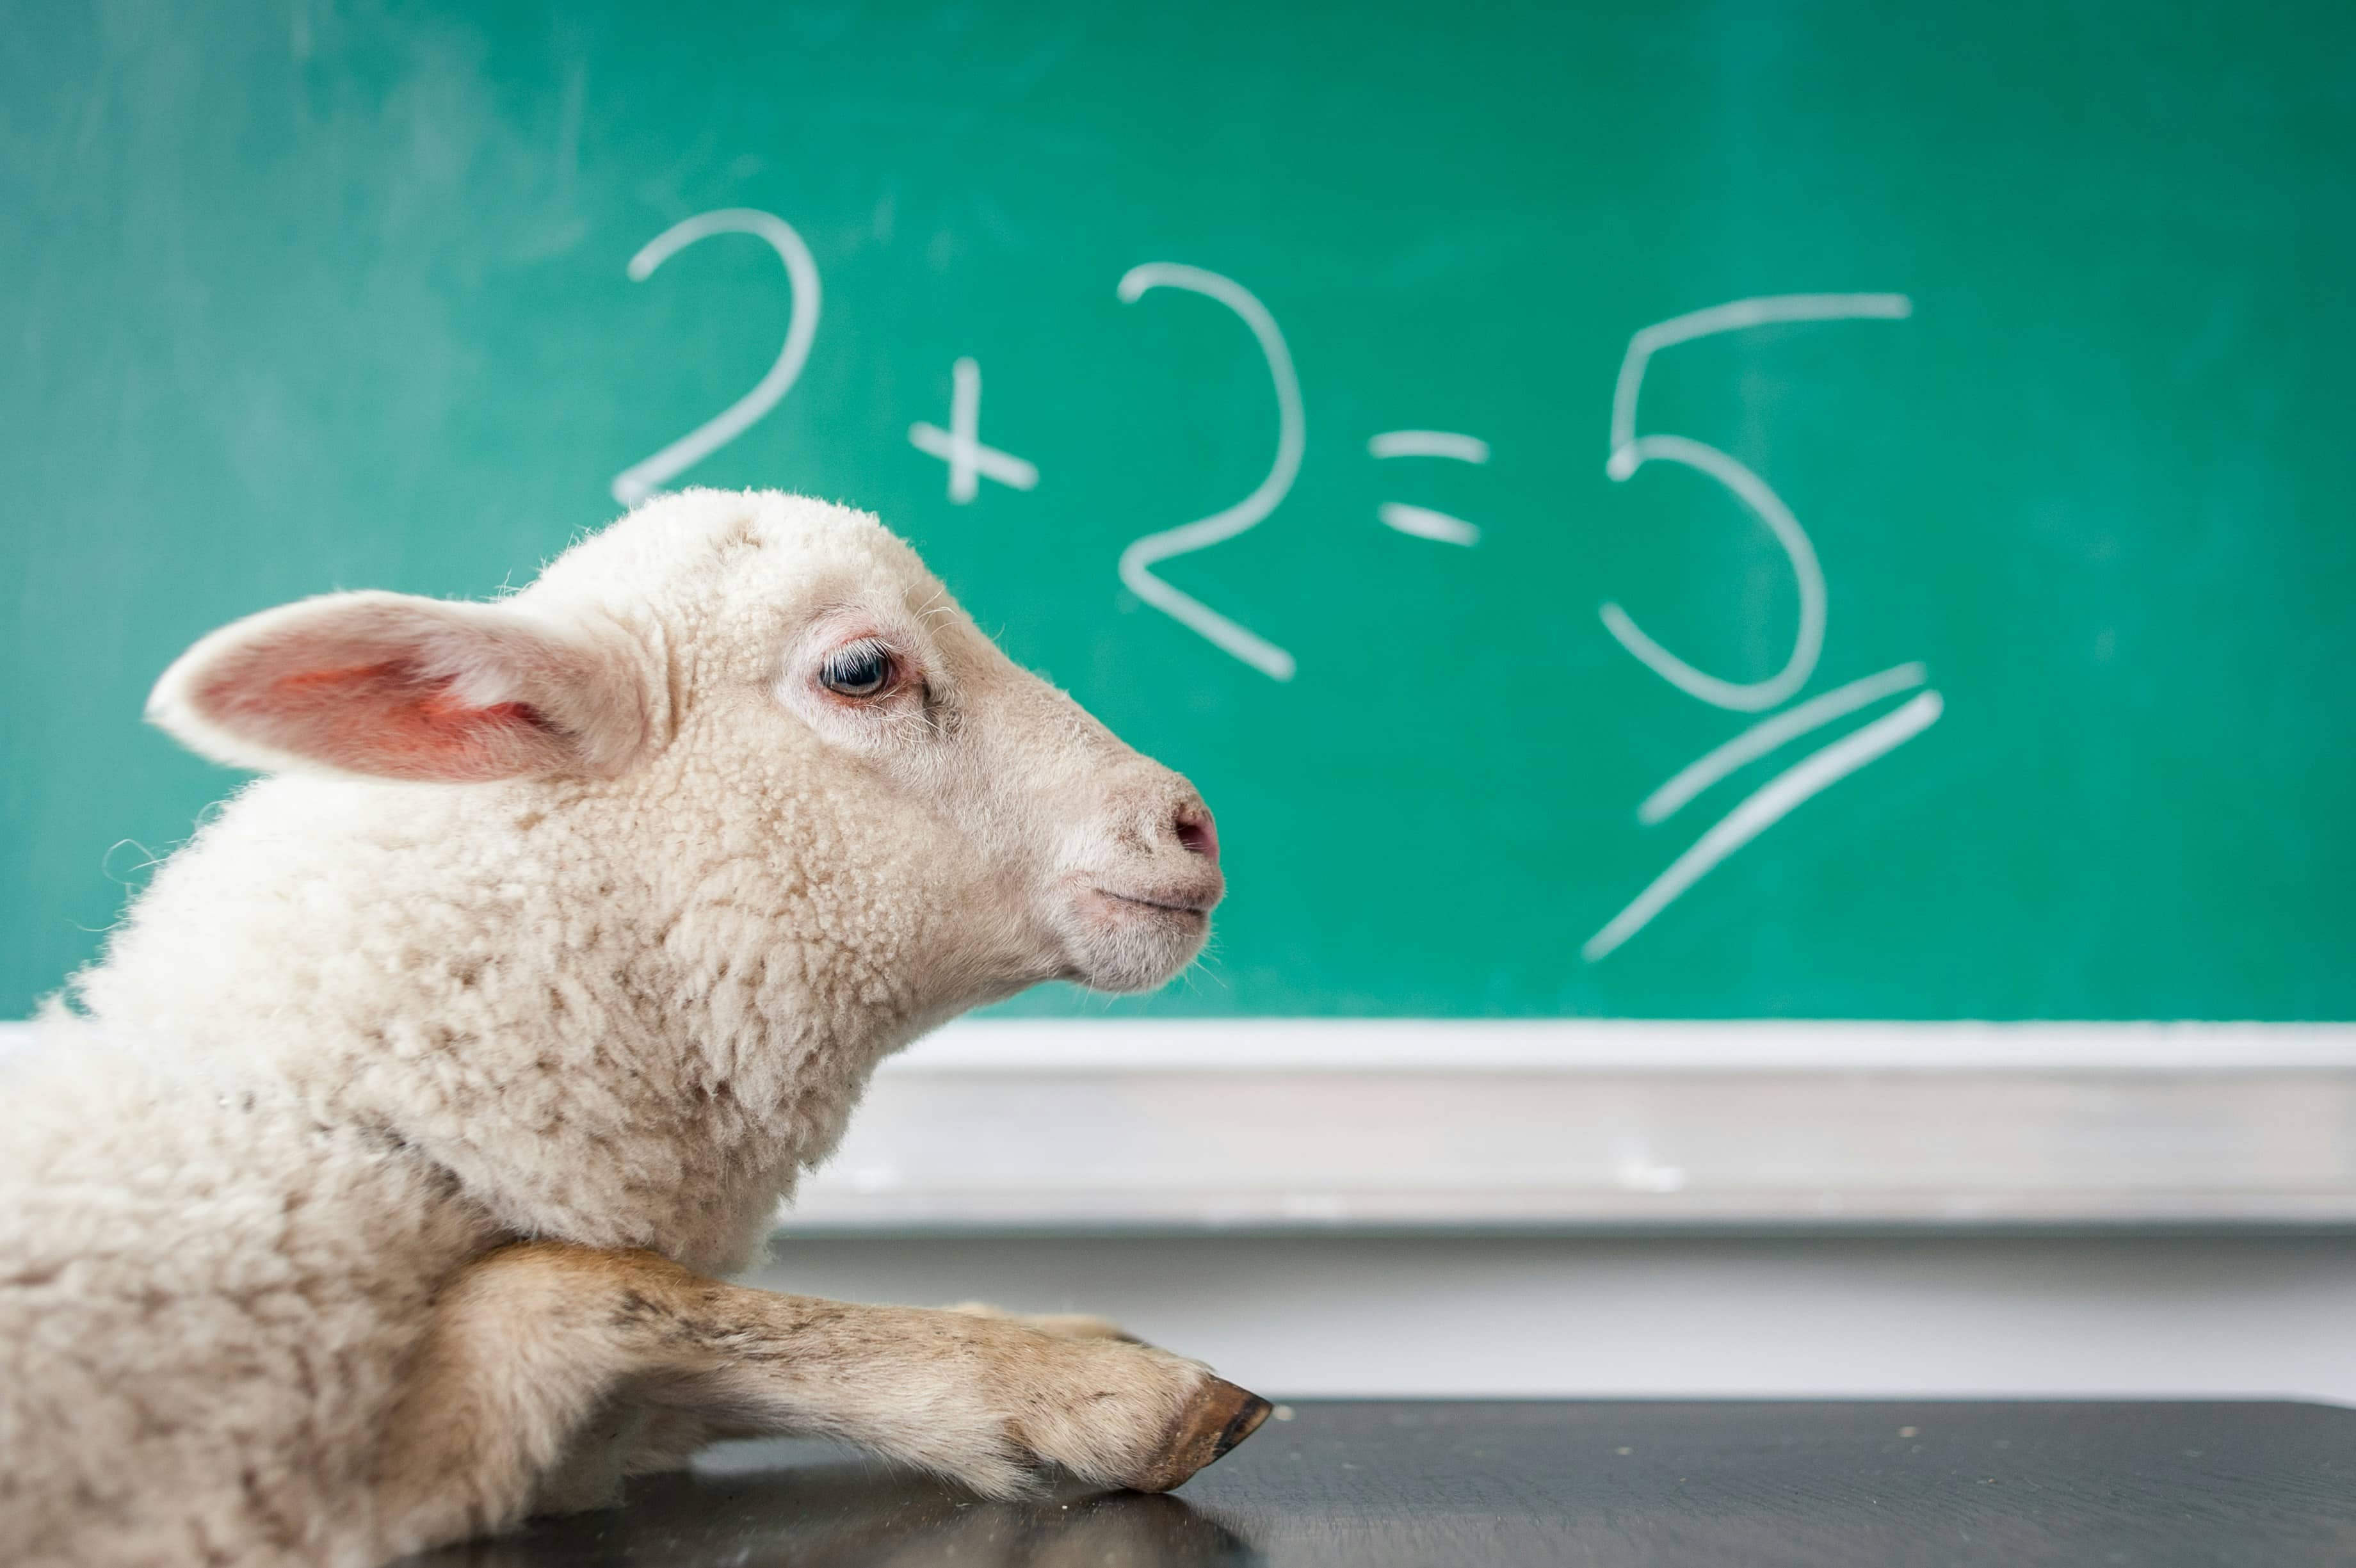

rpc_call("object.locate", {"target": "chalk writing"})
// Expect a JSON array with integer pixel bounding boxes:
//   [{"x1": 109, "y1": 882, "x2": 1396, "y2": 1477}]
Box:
[
  {"x1": 611, "y1": 209, "x2": 820, "y2": 506},
  {"x1": 601, "y1": 237, "x2": 1944, "y2": 964},
  {"x1": 1371, "y1": 430, "x2": 1490, "y2": 547},
  {"x1": 1115, "y1": 264, "x2": 1303, "y2": 683},
  {"x1": 908, "y1": 357, "x2": 1038, "y2": 503},
  {"x1": 1585, "y1": 295, "x2": 1938, "y2": 961}
]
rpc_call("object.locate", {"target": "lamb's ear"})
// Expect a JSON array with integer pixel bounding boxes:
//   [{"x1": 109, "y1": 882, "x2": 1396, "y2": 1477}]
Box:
[{"x1": 146, "y1": 591, "x2": 652, "y2": 782}]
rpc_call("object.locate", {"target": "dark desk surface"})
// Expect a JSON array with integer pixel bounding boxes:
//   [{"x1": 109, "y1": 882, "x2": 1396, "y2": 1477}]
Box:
[{"x1": 412, "y1": 1400, "x2": 2356, "y2": 1567}]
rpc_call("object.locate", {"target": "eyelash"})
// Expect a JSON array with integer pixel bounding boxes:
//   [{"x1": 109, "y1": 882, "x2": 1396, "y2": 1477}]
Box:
[{"x1": 819, "y1": 637, "x2": 898, "y2": 699}]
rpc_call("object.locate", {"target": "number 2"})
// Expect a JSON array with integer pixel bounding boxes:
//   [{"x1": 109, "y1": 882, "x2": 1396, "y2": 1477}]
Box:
[
  {"x1": 611, "y1": 209, "x2": 821, "y2": 506},
  {"x1": 1116, "y1": 264, "x2": 1304, "y2": 683}
]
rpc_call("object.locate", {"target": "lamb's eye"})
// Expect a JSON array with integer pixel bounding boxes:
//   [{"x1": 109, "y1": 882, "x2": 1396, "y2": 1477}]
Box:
[{"x1": 819, "y1": 639, "x2": 895, "y2": 699}]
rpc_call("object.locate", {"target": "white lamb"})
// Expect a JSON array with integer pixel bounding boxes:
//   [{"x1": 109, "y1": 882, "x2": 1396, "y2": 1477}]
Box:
[{"x1": 0, "y1": 489, "x2": 1266, "y2": 1567}]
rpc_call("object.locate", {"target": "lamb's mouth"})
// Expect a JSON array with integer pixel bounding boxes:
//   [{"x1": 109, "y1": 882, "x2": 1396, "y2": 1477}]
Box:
[
  {"x1": 1090, "y1": 888, "x2": 1214, "y2": 919},
  {"x1": 1063, "y1": 883, "x2": 1219, "y2": 990}
]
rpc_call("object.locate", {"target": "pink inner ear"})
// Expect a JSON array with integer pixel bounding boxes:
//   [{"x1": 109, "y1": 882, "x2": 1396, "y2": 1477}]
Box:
[{"x1": 200, "y1": 656, "x2": 566, "y2": 782}]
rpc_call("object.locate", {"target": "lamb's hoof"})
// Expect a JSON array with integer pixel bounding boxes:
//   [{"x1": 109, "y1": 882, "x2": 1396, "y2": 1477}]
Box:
[{"x1": 1131, "y1": 1378, "x2": 1273, "y2": 1492}]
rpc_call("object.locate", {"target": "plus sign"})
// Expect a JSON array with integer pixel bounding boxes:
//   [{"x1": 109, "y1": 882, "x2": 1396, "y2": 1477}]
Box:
[{"x1": 907, "y1": 357, "x2": 1038, "y2": 503}]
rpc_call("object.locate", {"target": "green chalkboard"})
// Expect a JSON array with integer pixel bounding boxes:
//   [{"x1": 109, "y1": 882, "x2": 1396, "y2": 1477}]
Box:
[{"x1": 6, "y1": 0, "x2": 2353, "y2": 1021}]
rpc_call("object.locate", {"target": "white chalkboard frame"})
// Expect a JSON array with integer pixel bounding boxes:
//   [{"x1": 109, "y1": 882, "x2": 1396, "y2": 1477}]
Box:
[{"x1": 782, "y1": 1020, "x2": 2356, "y2": 1231}]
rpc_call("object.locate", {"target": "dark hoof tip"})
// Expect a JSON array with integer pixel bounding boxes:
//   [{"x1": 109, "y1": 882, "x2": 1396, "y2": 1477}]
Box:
[
  {"x1": 1133, "y1": 1378, "x2": 1274, "y2": 1492},
  {"x1": 1214, "y1": 1393, "x2": 1274, "y2": 1457}
]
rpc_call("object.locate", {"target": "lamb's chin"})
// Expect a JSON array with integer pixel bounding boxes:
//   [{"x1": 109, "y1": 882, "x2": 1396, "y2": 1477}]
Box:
[{"x1": 1060, "y1": 889, "x2": 1211, "y2": 994}]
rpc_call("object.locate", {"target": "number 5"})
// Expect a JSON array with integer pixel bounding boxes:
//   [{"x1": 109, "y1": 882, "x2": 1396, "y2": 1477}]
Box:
[{"x1": 1602, "y1": 294, "x2": 1910, "y2": 712}]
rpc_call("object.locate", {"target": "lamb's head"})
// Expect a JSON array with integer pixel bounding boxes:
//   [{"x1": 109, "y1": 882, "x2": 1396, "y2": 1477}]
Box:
[{"x1": 145, "y1": 490, "x2": 1222, "y2": 1019}]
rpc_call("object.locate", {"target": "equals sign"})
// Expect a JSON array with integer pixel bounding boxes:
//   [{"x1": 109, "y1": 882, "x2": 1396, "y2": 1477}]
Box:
[{"x1": 1369, "y1": 431, "x2": 1489, "y2": 546}]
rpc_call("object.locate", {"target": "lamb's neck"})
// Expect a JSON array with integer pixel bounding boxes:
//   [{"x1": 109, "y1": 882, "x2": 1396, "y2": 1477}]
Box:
[
  {"x1": 337, "y1": 843, "x2": 935, "y2": 1273},
  {"x1": 82, "y1": 766, "x2": 1001, "y2": 1272},
  {"x1": 77, "y1": 777, "x2": 924, "y2": 1273}
]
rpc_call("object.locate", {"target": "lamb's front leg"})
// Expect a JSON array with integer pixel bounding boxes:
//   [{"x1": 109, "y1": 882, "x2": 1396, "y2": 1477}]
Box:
[
  {"x1": 942, "y1": 1300, "x2": 1145, "y2": 1342},
  {"x1": 370, "y1": 1241, "x2": 1268, "y2": 1560}
]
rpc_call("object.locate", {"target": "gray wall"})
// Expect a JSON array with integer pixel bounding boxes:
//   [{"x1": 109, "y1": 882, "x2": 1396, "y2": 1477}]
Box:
[{"x1": 746, "y1": 1233, "x2": 2356, "y2": 1403}]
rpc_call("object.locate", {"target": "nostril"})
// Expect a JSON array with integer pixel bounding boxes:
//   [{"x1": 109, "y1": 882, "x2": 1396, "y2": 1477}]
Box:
[{"x1": 1174, "y1": 806, "x2": 1219, "y2": 866}]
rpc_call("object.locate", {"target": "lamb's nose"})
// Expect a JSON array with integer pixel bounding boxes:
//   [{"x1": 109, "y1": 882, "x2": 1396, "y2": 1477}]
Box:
[{"x1": 1172, "y1": 801, "x2": 1220, "y2": 867}]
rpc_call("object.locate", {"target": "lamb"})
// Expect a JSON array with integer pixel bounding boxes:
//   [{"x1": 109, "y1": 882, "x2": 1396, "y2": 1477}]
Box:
[{"x1": 0, "y1": 488, "x2": 1267, "y2": 1567}]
